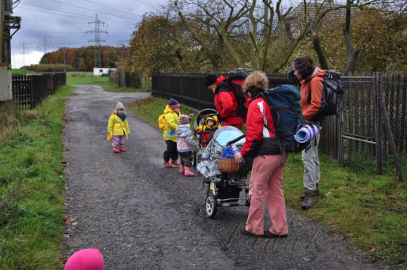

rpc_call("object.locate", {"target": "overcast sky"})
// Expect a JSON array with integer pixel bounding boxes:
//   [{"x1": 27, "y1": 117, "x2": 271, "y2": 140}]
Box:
[{"x1": 11, "y1": 0, "x2": 168, "y2": 68}]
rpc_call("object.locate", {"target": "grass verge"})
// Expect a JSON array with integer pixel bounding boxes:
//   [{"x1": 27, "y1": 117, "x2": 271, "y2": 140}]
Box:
[
  {"x1": 67, "y1": 73, "x2": 151, "y2": 92},
  {"x1": 128, "y1": 96, "x2": 198, "y2": 129},
  {"x1": 0, "y1": 85, "x2": 73, "y2": 269},
  {"x1": 129, "y1": 96, "x2": 407, "y2": 269}
]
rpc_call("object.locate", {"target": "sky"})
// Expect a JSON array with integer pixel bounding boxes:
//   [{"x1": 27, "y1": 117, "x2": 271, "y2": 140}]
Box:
[{"x1": 10, "y1": 0, "x2": 168, "y2": 68}]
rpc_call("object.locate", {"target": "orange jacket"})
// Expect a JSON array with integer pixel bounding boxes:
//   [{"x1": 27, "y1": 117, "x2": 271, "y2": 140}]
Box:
[{"x1": 300, "y1": 68, "x2": 326, "y2": 121}]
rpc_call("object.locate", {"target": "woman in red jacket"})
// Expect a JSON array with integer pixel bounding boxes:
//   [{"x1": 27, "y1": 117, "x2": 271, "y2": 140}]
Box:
[
  {"x1": 205, "y1": 71, "x2": 247, "y2": 129},
  {"x1": 234, "y1": 71, "x2": 288, "y2": 238}
]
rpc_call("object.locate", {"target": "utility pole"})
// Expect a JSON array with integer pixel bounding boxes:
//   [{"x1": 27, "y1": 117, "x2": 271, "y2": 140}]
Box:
[
  {"x1": 22, "y1": 42, "x2": 25, "y2": 67},
  {"x1": 86, "y1": 14, "x2": 107, "y2": 68},
  {"x1": 62, "y1": 48, "x2": 66, "y2": 72}
]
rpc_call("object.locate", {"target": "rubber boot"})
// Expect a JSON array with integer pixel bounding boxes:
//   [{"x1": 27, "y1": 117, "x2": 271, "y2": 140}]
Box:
[
  {"x1": 179, "y1": 164, "x2": 185, "y2": 174},
  {"x1": 120, "y1": 145, "x2": 126, "y2": 152},
  {"x1": 301, "y1": 189, "x2": 317, "y2": 210},
  {"x1": 301, "y1": 183, "x2": 320, "y2": 200},
  {"x1": 184, "y1": 167, "x2": 195, "y2": 177},
  {"x1": 163, "y1": 161, "x2": 172, "y2": 168},
  {"x1": 171, "y1": 160, "x2": 180, "y2": 167},
  {"x1": 113, "y1": 147, "x2": 121, "y2": 153}
]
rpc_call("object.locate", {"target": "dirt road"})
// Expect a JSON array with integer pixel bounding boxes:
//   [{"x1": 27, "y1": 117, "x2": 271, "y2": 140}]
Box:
[{"x1": 62, "y1": 85, "x2": 388, "y2": 269}]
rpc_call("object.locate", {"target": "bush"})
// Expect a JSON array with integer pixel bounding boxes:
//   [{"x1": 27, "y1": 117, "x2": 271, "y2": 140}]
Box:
[{"x1": 24, "y1": 64, "x2": 74, "y2": 72}]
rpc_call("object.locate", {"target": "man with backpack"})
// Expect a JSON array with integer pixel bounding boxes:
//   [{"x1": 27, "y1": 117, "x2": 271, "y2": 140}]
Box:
[
  {"x1": 204, "y1": 69, "x2": 248, "y2": 130},
  {"x1": 292, "y1": 56, "x2": 326, "y2": 210}
]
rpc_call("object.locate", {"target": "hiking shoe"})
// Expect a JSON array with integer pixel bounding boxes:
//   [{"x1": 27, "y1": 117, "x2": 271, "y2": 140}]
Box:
[
  {"x1": 301, "y1": 183, "x2": 320, "y2": 200},
  {"x1": 171, "y1": 160, "x2": 180, "y2": 167},
  {"x1": 163, "y1": 161, "x2": 172, "y2": 168},
  {"x1": 112, "y1": 148, "x2": 121, "y2": 153},
  {"x1": 301, "y1": 189, "x2": 317, "y2": 210}
]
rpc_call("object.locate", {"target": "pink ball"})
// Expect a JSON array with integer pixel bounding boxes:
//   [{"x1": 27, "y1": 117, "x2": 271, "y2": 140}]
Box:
[{"x1": 65, "y1": 249, "x2": 104, "y2": 270}]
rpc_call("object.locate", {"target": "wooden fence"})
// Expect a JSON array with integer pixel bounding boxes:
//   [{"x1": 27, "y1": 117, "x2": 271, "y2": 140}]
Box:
[
  {"x1": 12, "y1": 73, "x2": 66, "y2": 109},
  {"x1": 151, "y1": 73, "x2": 407, "y2": 177},
  {"x1": 109, "y1": 69, "x2": 141, "y2": 88}
]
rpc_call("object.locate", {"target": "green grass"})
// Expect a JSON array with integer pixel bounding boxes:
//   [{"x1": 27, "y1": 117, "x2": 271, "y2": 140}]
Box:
[
  {"x1": 129, "y1": 96, "x2": 407, "y2": 269},
  {"x1": 0, "y1": 85, "x2": 73, "y2": 269},
  {"x1": 67, "y1": 73, "x2": 151, "y2": 92},
  {"x1": 11, "y1": 69, "x2": 40, "y2": 75},
  {"x1": 128, "y1": 96, "x2": 197, "y2": 129}
]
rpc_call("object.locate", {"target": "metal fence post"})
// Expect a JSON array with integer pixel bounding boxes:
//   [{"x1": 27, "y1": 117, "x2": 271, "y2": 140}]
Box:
[{"x1": 375, "y1": 73, "x2": 383, "y2": 174}]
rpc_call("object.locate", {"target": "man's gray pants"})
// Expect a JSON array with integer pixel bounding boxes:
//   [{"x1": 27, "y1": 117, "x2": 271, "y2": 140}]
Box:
[{"x1": 302, "y1": 133, "x2": 320, "y2": 191}]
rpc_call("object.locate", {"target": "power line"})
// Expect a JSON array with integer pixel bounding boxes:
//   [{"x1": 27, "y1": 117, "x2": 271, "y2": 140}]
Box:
[
  {"x1": 87, "y1": 14, "x2": 108, "y2": 68},
  {"x1": 39, "y1": 34, "x2": 52, "y2": 53}
]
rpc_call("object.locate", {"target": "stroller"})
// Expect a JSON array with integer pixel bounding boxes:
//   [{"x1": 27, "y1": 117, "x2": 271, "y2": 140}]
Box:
[{"x1": 196, "y1": 125, "x2": 250, "y2": 218}]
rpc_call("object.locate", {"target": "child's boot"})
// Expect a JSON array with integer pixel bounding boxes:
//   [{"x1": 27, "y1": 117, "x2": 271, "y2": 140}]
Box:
[
  {"x1": 184, "y1": 167, "x2": 195, "y2": 177},
  {"x1": 171, "y1": 160, "x2": 180, "y2": 167},
  {"x1": 113, "y1": 147, "x2": 121, "y2": 153},
  {"x1": 163, "y1": 161, "x2": 172, "y2": 168},
  {"x1": 119, "y1": 145, "x2": 126, "y2": 152},
  {"x1": 179, "y1": 164, "x2": 185, "y2": 174}
]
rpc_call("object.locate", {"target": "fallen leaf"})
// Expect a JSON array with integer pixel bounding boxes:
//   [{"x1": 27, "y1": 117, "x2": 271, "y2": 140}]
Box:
[
  {"x1": 364, "y1": 210, "x2": 372, "y2": 215},
  {"x1": 63, "y1": 216, "x2": 69, "y2": 222},
  {"x1": 370, "y1": 247, "x2": 376, "y2": 253},
  {"x1": 72, "y1": 221, "x2": 78, "y2": 226},
  {"x1": 326, "y1": 191, "x2": 331, "y2": 197}
]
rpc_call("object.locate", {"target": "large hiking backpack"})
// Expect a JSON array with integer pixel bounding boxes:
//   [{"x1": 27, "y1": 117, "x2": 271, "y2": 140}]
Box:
[
  {"x1": 308, "y1": 70, "x2": 344, "y2": 121},
  {"x1": 264, "y1": 84, "x2": 308, "y2": 153},
  {"x1": 217, "y1": 69, "x2": 248, "y2": 120}
]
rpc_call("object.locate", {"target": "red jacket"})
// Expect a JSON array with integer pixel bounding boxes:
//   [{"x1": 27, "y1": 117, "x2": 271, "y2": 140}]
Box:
[
  {"x1": 240, "y1": 96, "x2": 277, "y2": 157},
  {"x1": 214, "y1": 76, "x2": 246, "y2": 129},
  {"x1": 300, "y1": 68, "x2": 326, "y2": 120}
]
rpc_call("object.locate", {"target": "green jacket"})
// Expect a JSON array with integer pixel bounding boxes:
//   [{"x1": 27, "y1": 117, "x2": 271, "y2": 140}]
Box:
[{"x1": 162, "y1": 105, "x2": 180, "y2": 142}]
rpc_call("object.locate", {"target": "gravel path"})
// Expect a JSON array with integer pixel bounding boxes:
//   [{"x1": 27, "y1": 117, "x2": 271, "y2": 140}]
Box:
[{"x1": 62, "y1": 85, "x2": 389, "y2": 270}]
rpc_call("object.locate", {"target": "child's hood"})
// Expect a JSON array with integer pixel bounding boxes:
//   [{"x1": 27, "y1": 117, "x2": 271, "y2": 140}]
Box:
[
  {"x1": 176, "y1": 124, "x2": 191, "y2": 136},
  {"x1": 164, "y1": 105, "x2": 176, "y2": 114}
]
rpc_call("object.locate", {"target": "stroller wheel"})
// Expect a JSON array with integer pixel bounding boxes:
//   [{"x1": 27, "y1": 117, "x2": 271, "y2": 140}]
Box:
[{"x1": 205, "y1": 194, "x2": 217, "y2": 218}]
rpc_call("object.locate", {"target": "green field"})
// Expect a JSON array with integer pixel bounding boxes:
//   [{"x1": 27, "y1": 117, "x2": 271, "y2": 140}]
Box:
[
  {"x1": 0, "y1": 85, "x2": 73, "y2": 269},
  {"x1": 129, "y1": 96, "x2": 407, "y2": 269},
  {"x1": 66, "y1": 72, "x2": 151, "y2": 92}
]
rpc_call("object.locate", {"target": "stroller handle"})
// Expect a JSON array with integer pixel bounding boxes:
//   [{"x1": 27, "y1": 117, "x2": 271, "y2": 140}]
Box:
[{"x1": 226, "y1": 134, "x2": 246, "y2": 146}]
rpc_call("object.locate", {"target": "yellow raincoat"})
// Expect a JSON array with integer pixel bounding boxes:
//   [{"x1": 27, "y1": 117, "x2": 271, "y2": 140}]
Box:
[
  {"x1": 162, "y1": 105, "x2": 180, "y2": 142},
  {"x1": 107, "y1": 113, "x2": 130, "y2": 136}
]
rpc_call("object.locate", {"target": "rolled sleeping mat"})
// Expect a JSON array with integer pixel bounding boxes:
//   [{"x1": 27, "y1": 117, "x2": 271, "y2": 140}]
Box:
[
  {"x1": 310, "y1": 123, "x2": 319, "y2": 137},
  {"x1": 294, "y1": 124, "x2": 317, "y2": 143},
  {"x1": 294, "y1": 126, "x2": 312, "y2": 143}
]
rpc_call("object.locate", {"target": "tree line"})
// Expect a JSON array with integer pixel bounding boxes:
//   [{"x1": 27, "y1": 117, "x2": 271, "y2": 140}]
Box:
[
  {"x1": 37, "y1": 46, "x2": 128, "y2": 71},
  {"x1": 126, "y1": 0, "x2": 407, "y2": 75}
]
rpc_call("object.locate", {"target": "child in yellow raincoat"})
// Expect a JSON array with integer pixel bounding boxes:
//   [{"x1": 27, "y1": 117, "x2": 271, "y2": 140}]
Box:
[
  {"x1": 107, "y1": 102, "x2": 130, "y2": 153},
  {"x1": 162, "y1": 98, "x2": 181, "y2": 168}
]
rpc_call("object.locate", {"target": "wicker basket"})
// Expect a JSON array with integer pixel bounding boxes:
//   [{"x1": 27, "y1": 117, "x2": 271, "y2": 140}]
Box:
[{"x1": 218, "y1": 158, "x2": 240, "y2": 172}]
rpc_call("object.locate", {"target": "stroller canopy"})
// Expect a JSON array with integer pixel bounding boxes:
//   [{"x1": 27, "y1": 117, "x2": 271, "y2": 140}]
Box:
[
  {"x1": 197, "y1": 126, "x2": 246, "y2": 178},
  {"x1": 212, "y1": 126, "x2": 245, "y2": 147}
]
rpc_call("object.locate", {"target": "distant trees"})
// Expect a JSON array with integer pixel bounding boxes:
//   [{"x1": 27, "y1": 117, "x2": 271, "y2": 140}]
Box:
[
  {"x1": 39, "y1": 46, "x2": 126, "y2": 71},
  {"x1": 126, "y1": 0, "x2": 407, "y2": 74}
]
